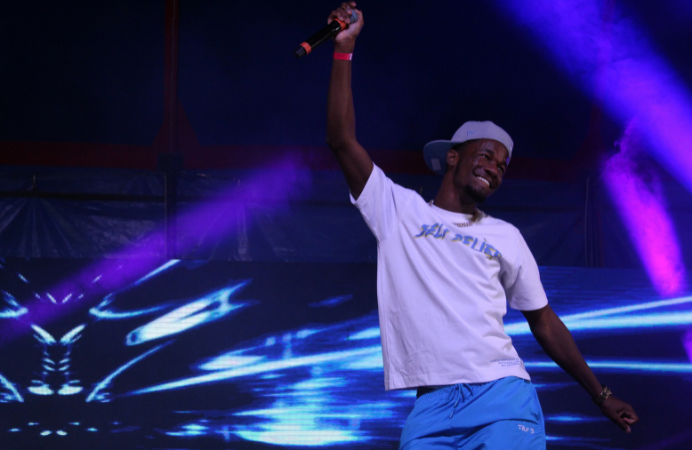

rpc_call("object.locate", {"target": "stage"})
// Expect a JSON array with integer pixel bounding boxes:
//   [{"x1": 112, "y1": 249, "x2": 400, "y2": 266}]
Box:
[{"x1": 1, "y1": 0, "x2": 692, "y2": 448}]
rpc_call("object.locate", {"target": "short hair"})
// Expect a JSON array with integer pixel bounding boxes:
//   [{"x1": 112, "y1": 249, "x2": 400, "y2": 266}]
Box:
[{"x1": 446, "y1": 140, "x2": 479, "y2": 173}]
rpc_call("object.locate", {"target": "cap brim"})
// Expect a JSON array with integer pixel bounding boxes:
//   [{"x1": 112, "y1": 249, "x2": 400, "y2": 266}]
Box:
[{"x1": 423, "y1": 140, "x2": 461, "y2": 176}]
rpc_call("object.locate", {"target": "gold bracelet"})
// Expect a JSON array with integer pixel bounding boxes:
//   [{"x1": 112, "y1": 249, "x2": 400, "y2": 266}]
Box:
[{"x1": 593, "y1": 386, "x2": 612, "y2": 406}]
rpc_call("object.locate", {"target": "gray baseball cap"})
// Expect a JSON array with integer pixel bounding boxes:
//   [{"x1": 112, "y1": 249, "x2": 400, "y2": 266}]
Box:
[{"x1": 423, "y1": 121, "x2": 514, "y2": 176}]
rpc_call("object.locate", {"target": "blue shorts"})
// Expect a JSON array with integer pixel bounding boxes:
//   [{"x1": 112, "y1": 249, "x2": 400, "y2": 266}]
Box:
[{"x1": 400, "y1": 377, "x2": 546, "y2": 450}]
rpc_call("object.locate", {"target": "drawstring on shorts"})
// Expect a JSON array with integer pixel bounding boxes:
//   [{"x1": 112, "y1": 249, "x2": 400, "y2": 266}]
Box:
[{"x1": 449, "y1": 383, "x2": 474, "y2": 419}]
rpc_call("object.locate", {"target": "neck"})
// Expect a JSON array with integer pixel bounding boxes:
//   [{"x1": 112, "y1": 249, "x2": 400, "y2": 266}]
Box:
[{"x1": 432, "y1": 186, "x2": 477, "y2": 215}]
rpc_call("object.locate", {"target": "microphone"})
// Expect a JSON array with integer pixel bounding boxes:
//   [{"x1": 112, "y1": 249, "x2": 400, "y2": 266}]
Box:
[{"x1": 295, "y1": 10, "x2": 358, "y2": 58}]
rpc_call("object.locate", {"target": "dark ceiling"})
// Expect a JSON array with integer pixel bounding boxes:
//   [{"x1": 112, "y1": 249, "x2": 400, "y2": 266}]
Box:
[{"x1": 1, "y1": 0, "x2": 690, "y2": 175}]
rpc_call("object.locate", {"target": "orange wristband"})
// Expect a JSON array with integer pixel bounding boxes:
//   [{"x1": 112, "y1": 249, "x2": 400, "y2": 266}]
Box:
[{"x1": 333, "y1": 52, "x2": 353, "y2": 61}]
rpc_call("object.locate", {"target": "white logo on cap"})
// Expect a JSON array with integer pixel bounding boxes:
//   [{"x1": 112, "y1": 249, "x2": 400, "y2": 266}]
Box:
[{"x1": 431, "y1": 159, "x2": 441, "y2": 171}]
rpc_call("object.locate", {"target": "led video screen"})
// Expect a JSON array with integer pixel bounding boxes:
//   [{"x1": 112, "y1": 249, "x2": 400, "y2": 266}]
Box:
[{"x1": 0, "y1": 258, "x2": 690, "y2": 449}]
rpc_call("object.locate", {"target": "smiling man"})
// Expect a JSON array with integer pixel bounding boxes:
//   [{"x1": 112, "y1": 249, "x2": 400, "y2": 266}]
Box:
[{"x1": 324, "y1": 3, "x2": 638, "y2": 449}]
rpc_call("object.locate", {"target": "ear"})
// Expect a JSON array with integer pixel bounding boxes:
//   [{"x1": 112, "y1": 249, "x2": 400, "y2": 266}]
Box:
[{"x1": 446, "y1": 148, "x2": 459, "y2": 168}]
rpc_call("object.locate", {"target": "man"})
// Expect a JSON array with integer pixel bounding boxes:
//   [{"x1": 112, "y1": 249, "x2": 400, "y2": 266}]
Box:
[{"x1": 324, "y1": 3, "x2": 639, "y2": 448}]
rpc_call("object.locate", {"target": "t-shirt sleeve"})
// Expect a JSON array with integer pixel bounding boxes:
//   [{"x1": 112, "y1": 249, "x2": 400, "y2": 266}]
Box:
[
  {"x1": 350, "y1": 164, "x2": 413, "y2": 243},
  {"x1": 502, "y1": 228, "x2": 549, "y2": 311}
]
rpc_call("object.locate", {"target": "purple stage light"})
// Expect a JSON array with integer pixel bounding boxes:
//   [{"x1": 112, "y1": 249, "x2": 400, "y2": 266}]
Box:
[
  {"x1": 493, "y1": 0, "x2": 689, "y2": 294},
  {"x1": 683, "y1": 329, "x2": 692, "y2": 364},
  {"x1": 603, "y1": 121, "x2": 685, "y2": 296},
  {"x1": 494, "y1": 0, "x2": 692, "y2": 191},
  {"x1": 0, "y1": 156, "x2": 311, "y2": 344}
]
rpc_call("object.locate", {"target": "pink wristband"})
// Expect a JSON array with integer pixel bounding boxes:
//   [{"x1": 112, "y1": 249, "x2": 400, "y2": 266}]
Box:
[{"x1": 333, "y1": 52, "x2": 353, "y2": 61}]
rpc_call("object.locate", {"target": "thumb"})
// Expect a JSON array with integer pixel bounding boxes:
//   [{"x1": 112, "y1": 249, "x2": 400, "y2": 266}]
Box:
[{"x1": 613, "y1": 414, "x2": 631, "y2": 433}]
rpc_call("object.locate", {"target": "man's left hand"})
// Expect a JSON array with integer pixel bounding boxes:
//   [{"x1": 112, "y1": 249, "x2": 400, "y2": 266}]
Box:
[{"x1": 599, "y1": 395, "x2": 639, "y2": 433}]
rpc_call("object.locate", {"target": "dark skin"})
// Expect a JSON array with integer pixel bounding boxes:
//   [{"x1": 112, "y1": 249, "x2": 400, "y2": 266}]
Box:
[
  {"x1": 434, "y1": 139, "x2": 508, "y2": 214},
  {"x1": 325, "y1": 1, "x2": 638, "y2": 433}
]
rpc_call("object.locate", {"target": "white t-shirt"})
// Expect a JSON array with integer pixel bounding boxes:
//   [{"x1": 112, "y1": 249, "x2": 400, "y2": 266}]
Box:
[{"x1": 351, "y1": 165, "x2": 548, "y2": 390}]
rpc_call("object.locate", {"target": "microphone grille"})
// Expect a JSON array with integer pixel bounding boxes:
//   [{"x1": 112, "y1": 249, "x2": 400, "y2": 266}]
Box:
[{"x1": 349, "y1": 10, "x2": 358, "y2": 24}]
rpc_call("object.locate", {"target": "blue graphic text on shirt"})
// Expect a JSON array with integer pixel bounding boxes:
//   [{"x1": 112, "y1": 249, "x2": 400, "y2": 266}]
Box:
[{"x1": 414, "y1": 223, "x2": 502, "y2": 260}]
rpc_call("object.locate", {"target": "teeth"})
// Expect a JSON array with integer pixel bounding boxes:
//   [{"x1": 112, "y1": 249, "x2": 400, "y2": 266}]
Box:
[{"x1": 477, "y1": 176, "x2": 490, "y2": 187}]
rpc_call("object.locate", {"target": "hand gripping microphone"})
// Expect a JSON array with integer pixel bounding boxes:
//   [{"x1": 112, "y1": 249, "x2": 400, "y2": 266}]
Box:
[{"x1": 294, "y1": 10, "x2": 358, "y2": 58}]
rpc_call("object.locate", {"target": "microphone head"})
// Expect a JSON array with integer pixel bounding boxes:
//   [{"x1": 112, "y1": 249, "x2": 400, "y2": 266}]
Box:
[{"x1": 349, "y1": 10, "x2": 358, "y2": 24}]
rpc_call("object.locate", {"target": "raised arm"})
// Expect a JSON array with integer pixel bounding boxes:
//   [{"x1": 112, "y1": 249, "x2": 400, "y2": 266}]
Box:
[
  {"x1": 326, "y1": 2, "x2": 373, "y2": 199},
  {"x1": 522, "y1": 305, "x2": 639, "y2": 432}
]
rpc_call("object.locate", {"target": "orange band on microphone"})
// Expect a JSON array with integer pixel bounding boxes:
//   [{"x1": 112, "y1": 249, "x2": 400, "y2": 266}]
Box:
[
  {"x1": 300, "y1": 42, "x2": 312, "y2": 54},
  {"x1": 332, "y1": 18, "x2": 348, "y2": 30}
]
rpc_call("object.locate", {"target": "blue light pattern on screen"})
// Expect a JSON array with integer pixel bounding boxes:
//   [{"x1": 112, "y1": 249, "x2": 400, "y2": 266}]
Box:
[{"x1": 0, "y1": 259, "x2": 689, "y2": 449}]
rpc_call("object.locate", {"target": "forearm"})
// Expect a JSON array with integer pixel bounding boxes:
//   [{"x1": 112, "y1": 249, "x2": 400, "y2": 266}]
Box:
[
  {"x1": 524, "y1": 305, "x2": 639, "y2": 431},
  {"x1": 324, "y1": 3, "x2": 372, "y2": 198},
  {"x1": 326, "y1": 42, "x2": 358, "y2": 151},
  {"x1": 528, "y1": 307, "x2": 602, "y2": 398}
]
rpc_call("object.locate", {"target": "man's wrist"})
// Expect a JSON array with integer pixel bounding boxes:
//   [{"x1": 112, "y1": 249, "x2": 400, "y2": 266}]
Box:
[
  {"x1": 334, "y1": 41, "x2": 355, "y2": 54},
  {"x1": 593, "y1": 385, "x2": 612, "y2": 406}
]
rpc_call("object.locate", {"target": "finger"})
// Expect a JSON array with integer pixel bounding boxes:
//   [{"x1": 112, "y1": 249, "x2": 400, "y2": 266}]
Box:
[
  {"x1": 329, "y1": 7, "x2": 347, "y2": 24},
  {"x1": 622, "y1": 412, "x2": 638, "y2": 424},
  {"x1": 622, "y1": 407, "x2": 639, "y2": 423},
  {"x1": 612, "y1": 415, "x2": 630, "y2": 432},
  {"x1": 337, "y1": 7, "x2": 350, "y2": 22}
]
